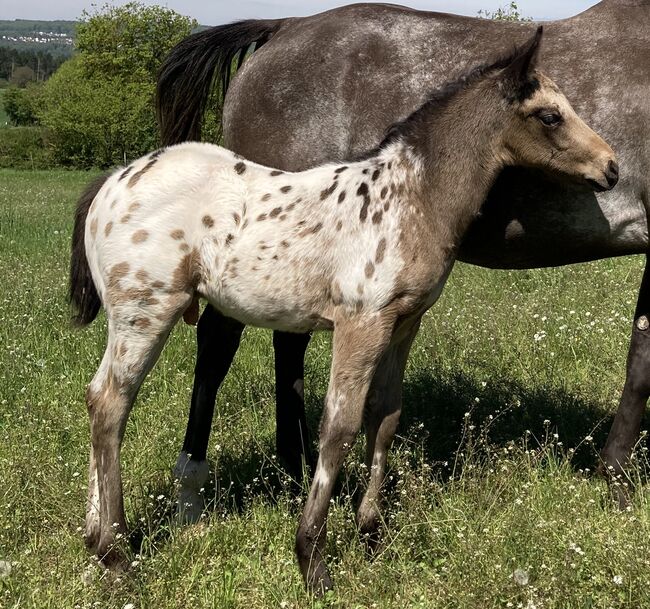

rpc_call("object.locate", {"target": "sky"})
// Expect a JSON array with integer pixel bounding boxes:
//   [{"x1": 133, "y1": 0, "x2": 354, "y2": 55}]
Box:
[{"x1": 1, "y1": 0, "x2": 601, "y2": 25}]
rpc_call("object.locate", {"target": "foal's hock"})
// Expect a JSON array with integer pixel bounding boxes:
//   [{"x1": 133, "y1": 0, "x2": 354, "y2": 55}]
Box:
[{"x1": 70, "y1": 27, "x2": 617, "y2": 592}]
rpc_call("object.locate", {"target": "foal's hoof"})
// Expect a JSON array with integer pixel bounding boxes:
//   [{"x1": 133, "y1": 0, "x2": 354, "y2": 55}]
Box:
[
  {"x1": 307, "y1": 569, "x2": 334, "y2": 598},
  {"x1": 359, "y1": 523, "x2": 382, "y2": 556},
  {"x1": 98, "y1": 547, "x2": 129, "y2": 571}
]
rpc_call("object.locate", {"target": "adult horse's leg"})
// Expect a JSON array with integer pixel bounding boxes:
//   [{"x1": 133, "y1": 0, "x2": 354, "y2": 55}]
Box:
[
  {"x1": 175, "y1": 304, "x2": 244, "y2": 522},
  {"x1": 356, "y1": 318, "x2": 420, "y2": 548},
  {"x1": 273, "y1": 330, "x2": 314, "y2": 481},
  {"x1": 296, "y1": 313, "x2": 396, "y2": 594},
  {"x1": 601, "y1": 255, "x2": 650, "y2": 505}
]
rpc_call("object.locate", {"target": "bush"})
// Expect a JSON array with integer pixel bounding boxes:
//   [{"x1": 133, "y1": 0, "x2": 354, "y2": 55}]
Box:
[
  {"x1": 39, "y1": 56, "x2": 157, "y2": 168},
  {"x1": 38, "y1": 2, "x2": 196, "y2": 168},
  {"x1": 3, "y1": 83, "x2": 43, "y2": 126},
  {"x1": 0, "y1": 126, "x2": 53, "y2": 169}
]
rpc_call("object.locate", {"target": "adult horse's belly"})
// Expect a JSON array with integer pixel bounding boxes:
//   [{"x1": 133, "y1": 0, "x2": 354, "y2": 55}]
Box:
[{"x1": 456, "y1": 168, "x2": 648, "y2": 269}]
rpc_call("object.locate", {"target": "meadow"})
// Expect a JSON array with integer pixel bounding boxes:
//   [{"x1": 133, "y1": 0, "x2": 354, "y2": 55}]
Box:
[{"x1": 1, "y1": 168, "x2": 650, "y2": 608}]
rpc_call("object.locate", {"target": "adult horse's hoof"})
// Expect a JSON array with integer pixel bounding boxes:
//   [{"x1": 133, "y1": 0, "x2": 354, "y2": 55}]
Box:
[{"x1": 173, "y1": 451, "x2": 209, "y2": 524}]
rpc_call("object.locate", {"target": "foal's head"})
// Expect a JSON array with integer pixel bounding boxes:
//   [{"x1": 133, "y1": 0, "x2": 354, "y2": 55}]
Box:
[{"x1": 490, "y1": 27, "x2": 618, "y2": 191}]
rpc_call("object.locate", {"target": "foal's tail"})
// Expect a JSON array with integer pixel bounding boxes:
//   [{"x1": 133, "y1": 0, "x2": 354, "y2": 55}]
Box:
[
  {"x1": 69, "y1": 174, "x2": 109, "y2": 327},
  {"x1": 156, "y1": 19, "x2": 283, "y2": 146}
]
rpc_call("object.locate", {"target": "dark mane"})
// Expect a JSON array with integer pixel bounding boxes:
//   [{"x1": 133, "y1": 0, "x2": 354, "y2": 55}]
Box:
[{"x1": 360, "y1": 36, "x2": 541, "y2": 159}]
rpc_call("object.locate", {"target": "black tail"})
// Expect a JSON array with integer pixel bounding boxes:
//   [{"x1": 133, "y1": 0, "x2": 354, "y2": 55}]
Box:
[
  {"x1": 156, "y1": 19, "x2": 282, "y2": 146},
  {"x1": 69, "y1": 174, "x2": 109, "y2": 327}
]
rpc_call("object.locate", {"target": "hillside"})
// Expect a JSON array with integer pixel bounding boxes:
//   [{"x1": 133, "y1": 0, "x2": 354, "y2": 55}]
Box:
[{"x1": 0, "y1": 19, "x2": 75, "y2": 55}]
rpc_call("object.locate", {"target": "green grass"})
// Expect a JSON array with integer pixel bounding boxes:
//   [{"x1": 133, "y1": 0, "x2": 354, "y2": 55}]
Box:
[{"x1": 1, "y1": 168, "x2": 650, "y2": 608}]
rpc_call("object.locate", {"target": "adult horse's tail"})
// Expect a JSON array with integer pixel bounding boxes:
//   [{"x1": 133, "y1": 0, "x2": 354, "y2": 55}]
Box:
[
  {"x1": 156, "y1": 19, "x2": 283, "y2": 146},
  {"x1": 69, "y1": 174, "x2": 109, "y2": 327}
]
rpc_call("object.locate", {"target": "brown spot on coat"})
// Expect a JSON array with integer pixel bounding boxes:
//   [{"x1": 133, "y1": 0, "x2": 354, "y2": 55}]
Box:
[
  {"x1": 380, "y1": 186, "x2": 388, "y2": 199},
  {"x1": 338, "y1": 191, "x2": 346, "y2": 204},
  {"x1": 226, "y1": 234, "x2": 234, "y2": 246},
  {"x1": 270, "y1": 170, "x2": 283, "y2": 176},
  {"x1": 262, "y1": 193, "x2": 272, "y2": 201},
  {"x1": 133, "y1": 317, "x2": 151, "y2": 329},
  {"x1": 372, "y1": 211, "x2": 383, "y2": 225},
  {"x1": 132, "y1": 229, "x2": 149, "y2": 243},
  {"x1": 280, "y1": 185, "x2": 292, "y2": 193},
  {"x1": 234, "y1": 162, "x2": 246, "y2": 174},
  {"x1": 281, "y1": 240, "x2": 290, "y2": 248},
  {"x1": 120, "y1": 214, "x2": 131, "y2": 224},
  {"x1": 171, "y1": 248, "x2": 201, "y2": 291},
  {"x1": 257, "y1": 213, "x2": 267, "y2": 221},
  {"x1": 331, "y1": 280, "x2": 343, "y2": 305},
  {"x1": 128, "y1": 159, "x2": 157, "y2": 188},
  {"x1": 320, "y1": 183, "x2": 337, "y2": 200},
  {"x1": 135, "y1": 269, "x2": 149, "y2": 282},
  {"x1": 336, "y1": 220, "x2": 343, "y2": 231},
  {"x1": 365, "y1": 261, "x2": 375, "y2": 278},
  {"x1": 270, "y1": 206, "x2": 282, "y2": 218},
  {"x1": 372, "y1": 169, "x2": 381, "y2": 181},
  {"x1": 298, "y1": 222, "x2": 323, "y2": 237},
  {"x1": 357, "y1": 183, "x2": 370, "y2": 222},
  {"x1": 90, "y1": 218, "x2": 98, "y2": 238},
  {"x1": 118, "y1": 166, "x2": 133, "y2": 181},
  {"x1": 334, "y1": 166, "x2": 348, "y2": 174},
  {"x1": 171, "y1": 229, "x2": 185, "y2": 240},
  {"x1": 128, "y1": 202, "x2": 141, "y2": 212},
  {"x1": 202, "y1": 215, "x2": 214, "y2": 228},
  {"x1": 233, "y1": 213, "x2": 241, "y2": 226},
  {"x1": 151, "y1": 280, "x2": 165, "y2": 289},
  {"x1": 104, "y1": 221, "x2": 113, "y2": 237},
  {"x1": 375, "y1": 238, "x2": 387, "y2": 264}
]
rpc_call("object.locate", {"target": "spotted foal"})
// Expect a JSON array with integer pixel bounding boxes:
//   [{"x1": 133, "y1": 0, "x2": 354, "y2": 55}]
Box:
[{"x1": 70, "y1": 27, "x2": 617, "y2": 591}]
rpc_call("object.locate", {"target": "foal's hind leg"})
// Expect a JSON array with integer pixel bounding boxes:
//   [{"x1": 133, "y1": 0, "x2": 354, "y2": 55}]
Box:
[
  {"x1": 175, "y1": 305, "x2": 244, "y2": 522},
  {"x1": 357, "y1": 318, "x2": 420, "y2": 548},
  {"x1": 86, "y1": 300, "x2": 190, "y2": 564},
  {"x1": 296, "y1": 313, "x2": 396, "y2": 594}
]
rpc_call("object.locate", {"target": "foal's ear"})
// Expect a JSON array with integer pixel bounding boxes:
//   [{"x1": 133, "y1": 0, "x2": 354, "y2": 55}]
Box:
[{"x1": 501, "y1": 26, "x2": 543, "y2": 101}]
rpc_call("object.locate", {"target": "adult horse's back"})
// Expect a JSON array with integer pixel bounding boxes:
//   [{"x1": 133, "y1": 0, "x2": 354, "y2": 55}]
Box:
[{"x1": 157, "y1": 0, "x2": 650, "y2": 509}]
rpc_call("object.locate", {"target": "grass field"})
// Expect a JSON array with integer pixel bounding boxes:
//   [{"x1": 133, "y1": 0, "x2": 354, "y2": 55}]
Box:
[{"x1": 2, "y1": 168, "x2": 650, "y2": 608}]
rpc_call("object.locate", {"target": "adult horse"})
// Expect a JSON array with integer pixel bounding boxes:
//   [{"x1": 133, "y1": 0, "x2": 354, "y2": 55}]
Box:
[{"x1": 157, "y1": 0, "x2": 650, "y2": 512}]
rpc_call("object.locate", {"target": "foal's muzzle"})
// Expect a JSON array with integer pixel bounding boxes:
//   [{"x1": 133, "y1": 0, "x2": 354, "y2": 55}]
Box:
[{"x1": 588, "y1": 159, "x2": 619, "y2": 192}]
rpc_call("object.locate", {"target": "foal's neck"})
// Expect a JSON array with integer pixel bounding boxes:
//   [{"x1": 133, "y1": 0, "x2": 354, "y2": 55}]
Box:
[{"x1": 388, "y1": 89, "x2": 506, "y2": 244}]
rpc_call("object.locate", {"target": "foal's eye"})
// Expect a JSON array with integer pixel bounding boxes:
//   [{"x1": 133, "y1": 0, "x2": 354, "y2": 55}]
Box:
[{"x1": 537, "y1": 112, "x2": 562, "y2": 127}]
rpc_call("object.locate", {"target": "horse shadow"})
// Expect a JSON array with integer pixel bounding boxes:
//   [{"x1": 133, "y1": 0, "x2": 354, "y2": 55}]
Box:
[{"x1": 126, "y1": 366, "x2": 618, "y2": 554}]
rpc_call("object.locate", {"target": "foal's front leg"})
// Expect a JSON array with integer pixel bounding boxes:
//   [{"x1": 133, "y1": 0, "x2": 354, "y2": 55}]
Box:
[
  {"x1": 357, "y1": 318, "x2": 421, "y2": 547},
  {"x1": 295, "y1": 313, "x2": 396, "y2": 594}
]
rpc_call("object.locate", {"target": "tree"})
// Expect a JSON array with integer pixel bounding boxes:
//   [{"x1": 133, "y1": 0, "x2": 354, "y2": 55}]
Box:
[
  {"x1": 3, "y1": 83, "x2": 43, "y2": 125},
  {"x1": 478, "y1": 2, "x2": 532, "y2": 21},
  {"x1": 10, "y1": 65, "x2": 35, "y2": 87},
  {"x1": 39, "y1": 2, "x2": 196, "y2": 167}
]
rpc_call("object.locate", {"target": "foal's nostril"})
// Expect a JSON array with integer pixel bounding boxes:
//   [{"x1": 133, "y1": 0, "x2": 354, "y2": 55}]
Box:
[{"x1": 605, "y1": 159, "x2": 619, "y2": 188}]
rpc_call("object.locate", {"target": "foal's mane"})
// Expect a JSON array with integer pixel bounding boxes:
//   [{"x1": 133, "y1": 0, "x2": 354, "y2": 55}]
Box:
[{"x1": 360, "y1": 35, "x2": 541, "y2": 160}]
